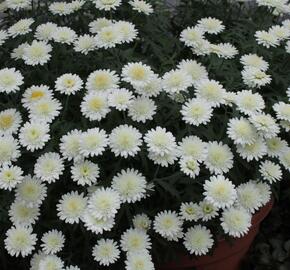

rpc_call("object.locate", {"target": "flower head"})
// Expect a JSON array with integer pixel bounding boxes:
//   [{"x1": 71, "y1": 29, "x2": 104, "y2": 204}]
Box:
[{"x1": 184, "y1": 225, "x2": 214, "y2": 255}]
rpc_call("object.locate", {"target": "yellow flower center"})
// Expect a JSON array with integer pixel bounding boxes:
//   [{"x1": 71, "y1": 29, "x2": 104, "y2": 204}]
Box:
[
  {"x1": 30, "y1": 90, "x2": 44, "y2": 100},
  {"x1": 130, "y1": 67, "x2": 146, "y2": 80},
  {"x1": 94, "y1": 74, "x2": 110, "y2": 89},
  {"x1": 185, "y1": 207, "x2": 195, "y2": 215},
  {"x1": 0, "y1": 115, "x2": 14, "y2": 130},
  {"x1": 1, "y1": 74, "x2": 15, "y2": 85},
  {"x1": 64, "y1": 79, "x2": 75, "y2": 88},
  {"x1": 89, "y1": 98, "x2": 104, "y2": 111}
]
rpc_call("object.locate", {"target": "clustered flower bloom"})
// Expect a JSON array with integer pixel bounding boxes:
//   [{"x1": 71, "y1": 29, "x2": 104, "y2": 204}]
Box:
[{"x1": 0, "y1": 1, "x2": 289, "y2": 269}]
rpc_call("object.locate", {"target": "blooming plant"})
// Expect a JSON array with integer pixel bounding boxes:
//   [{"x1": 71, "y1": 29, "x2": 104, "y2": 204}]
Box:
[{"x1": 0, "y1": 0, "x2": 290, "y2": 269}]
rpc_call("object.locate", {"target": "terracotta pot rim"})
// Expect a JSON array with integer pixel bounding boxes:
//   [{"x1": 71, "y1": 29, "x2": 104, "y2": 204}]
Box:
[{"x1": 159, "y1": 198, "x2": 274, "y2": 269}]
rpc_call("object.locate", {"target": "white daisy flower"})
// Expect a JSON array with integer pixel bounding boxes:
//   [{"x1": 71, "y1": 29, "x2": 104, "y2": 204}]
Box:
[
  {"x1": 108, "y1": 88, "x2": 134, "y2": 111},
  {"x1": 184, "y1": 225, "x2": 214, "y2": 256},
  {"x1": 11, "y1": 42, "x2": 29, "y2": 60},
  {"x1": 96, "y1": 26, "x2": 121, "y2": 49},
  {"x1": 41, "y1": 230, "x2": 65, "y2": 255},
  {"x1": 52, "y1": 26, "x2": 77, "y2": 44},
  {"x1": 60, "y1": 129, "x2": 82, "y2": 161},
  {"x1": 34, "y1": 152, "x2": 64, "y2": 184},
  {"x1": 8, "y1": 18, "x2": 34, "y2": 37},
  {"x1": 133, "y1": 214, "x2": 151, "y2": 231},
  {"x1": 236, "y1": 138, "x2": 267, "y2": 161},
  {"x1": 115, "y1": 21, "x2": 138, "y2": 43},
  {"x1": 237, "y1": 182, "x2": 263, "y2": 213},
  {"x1": 144, "y1": 126, "x2": 176, "y2": 157},
  {"x1": 269, "y1": 25, "x2": 290, "y2": 40},
  {"x1": 181, "y1": 98, "x2": 213, "y2": 126},
  {"x1": 112, "y1": 168, "x2": 147, "y2": 203},
  {"x1": 179, "y1": 202, "x2": 202, "y2": 222},
  {"x1": 28, "y1": 98, "x2": 62, "y2": 123},
  {"x1": 49, "y1": 1, "x2": 73, "y2": 15},
  {"x1": 256, "y1": 182, "x2": 271, "y2": 206},
  {"x1": 19, "y1": 121, "x2": 50, "y2": 151},
  {"x1": 199, "y1": 200, "x2": 219, "y2": 221},
  {"x1": 240, "y1": 54, "x2": 269, "y2": 71},
  {"x1": 210, "y1": 43, "x2": 238, "y2": 59},
  {"x1": 0, "y1": 108, "x2": 22, "y2": 135},
  {"x1": 273, "y1": 102, "x2": 290, "y2": 122},
  {"x1": 204, "y1": 141, "x2": 233, "y2": 174},
  {"x1": 55, "y1": 73, "x2": 83, "y2": 95},
  {"x1": 16, "y1": 175, "x2": 47, "y2": 207},
  {"x1": 82, "y1": 209, "x2": 115, "y2": 234},
  {"x1": 9, "y1": 200, "x2": 40, "y2": 226},
  {"x1": 249, "y1": 113, "x2": 280, "y2": 139},
  {"x1": 0, "y1": 67, "x2": 23, "y2": 94},
  {"x1": 191, "y1": 39, "x2": 211, "y2": 56},
  {"x1": 89, "y1": 18, "x2": 113, "y2": 34},
  {"x1": 88, "y1": 187, "x2": 121, "y2": 220},
  {"x1": 73, "y1": 34, "x2": 97, "y2": 54},
  {"x1": 197, "y1": 17, "x2": 225, "y2": 34},
  {"x1": 280, "y1": 120, "x2": 290, "y2": 131},
  {"x1": 153, "y1": 210, "x2": 183, "y2": 241},
  {"x1": 179, "y1": 156, "x2": 200, "y2": 179},
  {"x1": 221, "y1": 207, "x2": 252, "y2": 238},
  {"x1": 79, "y1": 128, "x2": 108, "y2": 157},
  {"x1": 280, "y1": 147, "x2": 290, "y2": 172},
  {"x1": 203, "y1": 175, "x2": 237, "y2": 209},
  {"x1": 109, "y1": 125, "x2": 142, "y2": 158},
  {"x1": 180, "y1": 26, "x2": 205, "y2": 48},
  {"x1": 4, "y1": 226, "x2": 36, "y2": 257},
  {"x1": 30, "y1": 251, "x2": 46, "y2": 270},
  {"x1": 38, "y1": 255, "x2": 64, "y2": 270},
  {"x1": 86, "y1": 69, "x2": 119, "y2": 93},
  {"x1": 195, "y1": 79, "x2": 226, "y2": 107},
  {"x1": 22, "y1": 40, "x2": 52, "y2": 66},
  {"x1": 162, "y1": 69, "x2": 192, "y2": 94},
  {"x1": 128, "y1": 96, "x2": 156, "y2": 123},
  {"x1": 125, "y1": 251, "x2": 154, "y2": 270},
  {"x1": 129, "y1": 0, "x2": 153, "y2": 15},
  {"x1": 0, "y1": 165, "x2": 23, "y2": 191},
  {"x1": 81, "y1": 92, "x2": 109, "y2": 121},
  {"x1": 6, "y1": 0, "x2": 31, "y2": 10},
  {"x1": 235, "y1": 90, "x2": 265, "y2": 115},
  {"x1": 133, "y1": 75, "x2": 163, "y2": 97},
  {"x1": 177, "y1": 59, "x2": 208, "y2": 83},
  {"x1": 122, "y1": 62, "x2": 154, "y2": 87},
  {"x1": 177, "y1": 135, "x2": 207, "y2": 161},
  {"x1": 0, "y1": 30, "x2": 8, "y2": 46},
  {"x1": 92, "y1": 239, "x2": 120, "y2": 266},
  {"x1": 35, "y1": 22, "x2": 58, "y2": 41},
  {"x1": 22, "y1": 85, "x2": 53, "y2": 108},
  {"x1": 121, "y1": 228, "x2": 151, "y2": 253},
  {"x1": 71, "y1": 160, "x2": 100, "y2": 186},
  {"x1": 259, "y1": 160, "x2": 282, "y2": 183},
  {"x1": 227, "y1": 117, "x2": 257, "y2": 145},
  {"x1": 94, "y1": 0, "x2": 121, "y2": 10},
  {"x1": 0, "y1": 135, "x2": 20, "y2": 166},
  {"x1": 57, "y1": 191, "x2": 87, "y2": 224},
  {"x1": 255, "y1": 30, "x2": 279, "y2": 48},
  {"x1": 242, "y1": 67, "x2": 271, "y2": 89},
  {"x1": 148, "y1": 150, "x2": 178, "y2": 167}
]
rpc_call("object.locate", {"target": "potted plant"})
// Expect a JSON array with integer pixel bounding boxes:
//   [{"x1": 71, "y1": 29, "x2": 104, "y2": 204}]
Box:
[{"x1": 0, "y1": 0, "x2": 289, "y2": 270}]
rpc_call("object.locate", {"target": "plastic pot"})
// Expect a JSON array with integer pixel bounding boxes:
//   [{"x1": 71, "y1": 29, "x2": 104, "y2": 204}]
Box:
[{"x1": 159, "y1": 198, "x2": 274, "y2": 270}]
